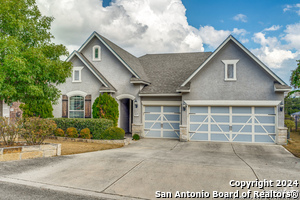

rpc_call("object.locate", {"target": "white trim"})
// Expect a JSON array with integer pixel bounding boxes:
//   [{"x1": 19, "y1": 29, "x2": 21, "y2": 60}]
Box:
[
  {"x1": 116, "y1": 94, "x2": 136, "y2": 100},
  {"x1": 222, "y1": 60, "x2": 239, "y2": 81},
  {"x1": 130, "y1": 80, "x2": 150, "y2": 85},
  {"x1": 92, "y1": 45, "x2": 101, "y2": 61},
  {"x1": 181, "y1": 35, "x2": 286, "y2": 86},
  {"x1": 77, "y1": 32, "x2": 140, "y2": 79},
  {"x1": 99, "y1": 89, "x2": 116, "y2": 93},
  {"x1": 142, "y1": 101, "x2": 182, "y2": 106},
  {"x1": 274, "y1": 85, "x2": 291, "y2": 92},
  {"x1": 139, "y1": 93, "x2": 182, "y2": 97},
  {"x1": 185, "y1": 100, "x2": 281, "y2": 106},
  {"x1": 176, "y1": 89, "x2": 190, "y2": 93},
  {"x1": 72, "y1": 67, "x2": 83, "y2": 82},
  {"x1": 67, "y1": 52, "x2": 109, "y2": 87},
  {"x1": 66, "y1": 91, "x2": 87, "y2": 97}
]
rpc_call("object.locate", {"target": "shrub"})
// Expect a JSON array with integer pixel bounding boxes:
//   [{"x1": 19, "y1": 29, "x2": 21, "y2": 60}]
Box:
[
  {"x1": 52, "y1": 118, "x2": 114, "y2": 139},
  {"x1": 20, "y1": 117, "x2": 57, "y2": 145},
  {"x1": 66, "y1": 127, "x2": 78, "y2": 138},
  {"x1": 20, "y1": 100, "x2": 53, "y2": 118},
  {"x1": 285, "y1": 120, "x2": 295, "y2": 130},
  {"x1": 100, "y1": 127, "x2": 125, "y2": 140},
  {"x1": 0, "y1": 117, "x2": 22, "y2": 146},
  {"x1": 54, "y1": 128, "x2": 65, "y2": 137},
  {"x1": 80, "y1": 128, "x2": 91, "y2": 139},
  {"x1": 92, "y1": 93, "x2": 119, "y2": 126},
  {"x1": 132, "y1": 134, "x2": 140, "y2": 141}
]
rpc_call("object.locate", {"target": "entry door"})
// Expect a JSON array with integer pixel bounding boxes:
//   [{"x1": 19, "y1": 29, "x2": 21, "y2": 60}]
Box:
[
  {"x1": 189, "y1": 106, "x2": 276, "y2": 143},
  {"x1": 144, "y1": 106, "x2": 180, "y2": 138}
]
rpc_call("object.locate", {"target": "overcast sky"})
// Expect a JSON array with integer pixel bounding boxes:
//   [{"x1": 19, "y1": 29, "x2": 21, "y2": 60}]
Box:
[{"x1": 36, "y1": 0, "x2": 300, "y2": 85}]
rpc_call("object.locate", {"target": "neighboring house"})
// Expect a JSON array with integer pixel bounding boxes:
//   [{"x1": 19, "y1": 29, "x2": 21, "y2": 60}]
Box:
[
  {"x1": 53, "y1": 31, "x2": 291, "y2": 144},
  {"x1": 0, "y1": 101, "x2": 22, "y2": 119}
]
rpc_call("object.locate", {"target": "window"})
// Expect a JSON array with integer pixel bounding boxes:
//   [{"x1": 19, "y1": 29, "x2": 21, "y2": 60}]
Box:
[
  {"x1": 72, "y1": 67, "x2": 83, "y2": 82},
  {"x1": 69, "y1": 96, "x2": 84, "y2": 118},
  {"x1": 93, "y1": 45, "x2": 101, "y2": 61},
  {"x1": 222, "y1": 60, "x2": 239, "y2": 81}
]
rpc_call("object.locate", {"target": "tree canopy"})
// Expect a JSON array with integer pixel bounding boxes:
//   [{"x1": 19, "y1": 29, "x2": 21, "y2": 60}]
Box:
[
  {"x1": 290, "y1": 60, "x2": 300, "y2": 91},
  {"x1": 0, "y1": 0, "x2": 72, "y2": 116}
]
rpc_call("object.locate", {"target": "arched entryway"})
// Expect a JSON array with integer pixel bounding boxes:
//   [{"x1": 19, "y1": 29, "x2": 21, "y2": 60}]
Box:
[{"x1": 116, "y1": 94, "x2": 135, "y2": 134}]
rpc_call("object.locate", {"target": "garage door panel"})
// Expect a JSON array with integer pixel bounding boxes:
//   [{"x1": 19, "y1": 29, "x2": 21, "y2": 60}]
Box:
[
  {"x1": 255, "y1": 116, "x2": 275, "y2": 124},
  {"x1": 232, "y1": 107, "x2": 252, "y2": 114},
  {"x1": 255, "y1": 135, "x2": 274, "y2": 143},
  {"x1": 145, "y1": 130, "x2": 161, "y2": 138},
  {"x1": 232, "y1": 134, "x2": 252, "y2": 142},
  {"x1": 163, "y1": 114, "x2": 180, "y2": 121},
  {"x1": 255, "y1": 107, "x2": 275, "y2": 114},
  {"x1": 163, "y1": 106, "x2": 180, "y2": 113},
  {"x1": 163, "y1": 123, "x2": 180, "y2": 130},
  {"x1": 145, "y1": 114, "x2": 160, "y2": 120},
  {"x1": 211, "y1": 124, "x2": 230, "y2": 132},
  {"x1": 145, "y1": 106, "x2": 161, "y2": 112},
  {"x1": 232, "y1": 116, "x2": 252, "y2": 123},
  {"x1": 190, "y1": 107, "x2": 208, "y2": 113},
  {"x1": 190, "y1": 115, "x2": 207, "y2": 122},
  {"x1": 211, "y1": 107, "x2": 229, "y2": 113},
  {"x1": 211, "y1": 133, "x2": 230, "y2": 141},
  {"x1": 211, "y1": 115, "x2": 229, "y2": 123},
  {"x1": 190, "y1": 124, "x2": 208, "y2": 132},
  {"x1": 163, "y1": 131, "x2": 179, "y2": 138},
  {"x1": 190, "y1": 133, "x2": 208, "y2": 141}
]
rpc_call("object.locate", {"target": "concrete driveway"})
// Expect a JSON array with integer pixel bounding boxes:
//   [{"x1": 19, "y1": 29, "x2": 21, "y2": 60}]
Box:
[{"x1": 0, "y1": 139, "x2": 299, "y2": 199}]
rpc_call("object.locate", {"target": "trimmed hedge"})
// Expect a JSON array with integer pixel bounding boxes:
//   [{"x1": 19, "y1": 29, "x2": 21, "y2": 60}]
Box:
[
  {"x1": 54, "y1": 128, "x2": 65, "y2": 137},
  {"x1": 52, "y1": 118, "x2": 114, "y2": 139},
  {"x1": 80, "y1": 128, "x2": 91, "y2": 139},
  {"x1": 100, "y1": 127, "x2": 125, "y2": 140}
]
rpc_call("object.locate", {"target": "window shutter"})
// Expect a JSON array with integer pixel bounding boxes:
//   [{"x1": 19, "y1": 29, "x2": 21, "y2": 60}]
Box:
[
  {"x1": 62, "y1": 95, "x2": 68, "y2": 118},
  {"x1": 85, "y1": 95, "x2": 91, "y2": 118}
]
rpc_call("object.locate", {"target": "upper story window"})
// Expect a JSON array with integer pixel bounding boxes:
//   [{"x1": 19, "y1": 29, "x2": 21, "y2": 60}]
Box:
[
  {"x1": 222, "y1": 60, "x2": 239, "y2": 81},
  {"x1": 93, "y1": 45, "x2": 101, "y2": 61},
  {"x1": 72, "y1": 67, "x2": 84, "y2": 82}
]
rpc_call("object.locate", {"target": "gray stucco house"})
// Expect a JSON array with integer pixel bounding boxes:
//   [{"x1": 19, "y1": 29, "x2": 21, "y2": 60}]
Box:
[{"x1": 53, "y1": 31, "x2": 291, "y2": 144}]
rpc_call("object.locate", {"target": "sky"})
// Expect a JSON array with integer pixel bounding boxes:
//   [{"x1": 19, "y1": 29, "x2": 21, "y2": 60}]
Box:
[{"x1": 36, "y1": 0, "x2": 300, "y2": 85}]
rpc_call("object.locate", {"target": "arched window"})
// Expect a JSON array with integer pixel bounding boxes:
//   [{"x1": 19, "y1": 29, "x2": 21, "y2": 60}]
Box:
[
  {"x1": 69, "y1": 96, "x2": 84, "y2": 118},
  {"x1": 93, "y1": 45, "x2": 101, "y2": 61}
]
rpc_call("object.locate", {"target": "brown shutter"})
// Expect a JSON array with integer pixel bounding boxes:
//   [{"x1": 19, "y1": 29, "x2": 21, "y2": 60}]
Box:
[
  {"x1": 85, "y1": 95, "x2": 91, "y2": 118},
  {"x1": 62, "y1": 95, "x2": 68, "y2": 118}
]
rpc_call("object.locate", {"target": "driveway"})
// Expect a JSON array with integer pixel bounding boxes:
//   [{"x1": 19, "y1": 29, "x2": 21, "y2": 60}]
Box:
[{"x1": 0, "y1": 139, "x2": 299, "y2": 199}]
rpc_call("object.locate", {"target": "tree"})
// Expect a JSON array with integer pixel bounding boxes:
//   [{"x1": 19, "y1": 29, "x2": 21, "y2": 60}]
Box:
[
  {"x1": 92, "y1": 93, "x2": 119, "y2": 126},
  {"x1": 290, "y1": 60, "x2": 300, "y2": 94},
  {"x1": 0, "y1": 0, "x2": 72, "y2": 117}
]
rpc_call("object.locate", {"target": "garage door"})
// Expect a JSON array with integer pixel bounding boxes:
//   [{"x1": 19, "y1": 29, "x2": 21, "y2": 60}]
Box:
[
  {"x1": 189, "y1": 106, "x2": 276, "y2": 143},
  {"x1": 144, "y1": 106, "x2": 180, "y2": 138}
]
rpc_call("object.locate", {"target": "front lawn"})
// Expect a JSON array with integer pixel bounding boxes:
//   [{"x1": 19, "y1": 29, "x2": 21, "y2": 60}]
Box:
[
  {"x1": 43, "y1": 139, "x2": 123, "y2": 155},
  {"x1": 284, "y1": 132, "x2": 300, "y2": 158}
]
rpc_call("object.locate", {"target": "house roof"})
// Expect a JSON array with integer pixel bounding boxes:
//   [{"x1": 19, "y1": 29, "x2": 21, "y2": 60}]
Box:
[
  {"x1": 138, "y1": 52, "x2": 212, "y2": 94},
  {"x1": 77, "y1": 32, "x2": 149, "y2": 83},
  {"x1": 67, "y1": 51, "x2": 117, "y2": 92},
  {"x1": 181, "y1": 35, "x2": 288, "y2": 87}
]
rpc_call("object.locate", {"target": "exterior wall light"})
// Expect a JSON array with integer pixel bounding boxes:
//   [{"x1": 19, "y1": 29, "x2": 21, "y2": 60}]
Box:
[
  {"x1": 182, "y1": 101, "x2": 187, "y2": 111},
  {"x1": 134, "y1": 100, "x2": 138, "y2": 108},
  {"x1": 280, "y1": 101, "x2": 284, "y2": 112}
]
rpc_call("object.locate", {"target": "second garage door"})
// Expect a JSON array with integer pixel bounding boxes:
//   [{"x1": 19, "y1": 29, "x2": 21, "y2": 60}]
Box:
[{"x1": 189, "y1": 106, "x2": 276, "y2": 143}]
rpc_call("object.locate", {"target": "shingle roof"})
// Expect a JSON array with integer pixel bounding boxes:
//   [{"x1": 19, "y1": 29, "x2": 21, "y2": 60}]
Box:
[
  {"x1": 138, "y1": 52, "x2": 212, "y2": 94},
  {"x1": 95, "y1": 32, "x2": 149, "y2": 82}
]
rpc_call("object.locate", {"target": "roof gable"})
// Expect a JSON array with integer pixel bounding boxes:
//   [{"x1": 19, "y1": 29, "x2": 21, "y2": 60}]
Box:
[
  {"x1": 181, "y1": 35, "x2": 287, "y2": 87},
  {"x1": 67, "y1": 51, "x2": 116, "y2": 92},
  {"x1": 77, "y1": 32, "x2": 149, "y2": 82}
]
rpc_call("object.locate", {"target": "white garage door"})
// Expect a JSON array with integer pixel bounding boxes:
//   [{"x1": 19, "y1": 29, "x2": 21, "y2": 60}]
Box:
[
  {"x1": 144, "y1": 106, "x2": 180, "y2": 138},
  {"x1": 189, "y1": 106, "x2": 276, "y2": 143}
]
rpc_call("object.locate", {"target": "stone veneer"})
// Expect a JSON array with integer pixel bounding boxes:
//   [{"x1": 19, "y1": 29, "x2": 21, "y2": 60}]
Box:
[
  {"x1": 132, "y1": 123, "x2": 143, "y2": 137},
  {"x1": 180, "y1": 125, "x2": 188, "y2": 142},
  {"x1": 0, "y1": 143, "x2": 61, "y2": 162},
  {"x1": 276, "y1": 127, "x2": 288, "y2": 145},
  {"x1": 9, "y1": 101, "x2": 23, "y2": 120}
]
